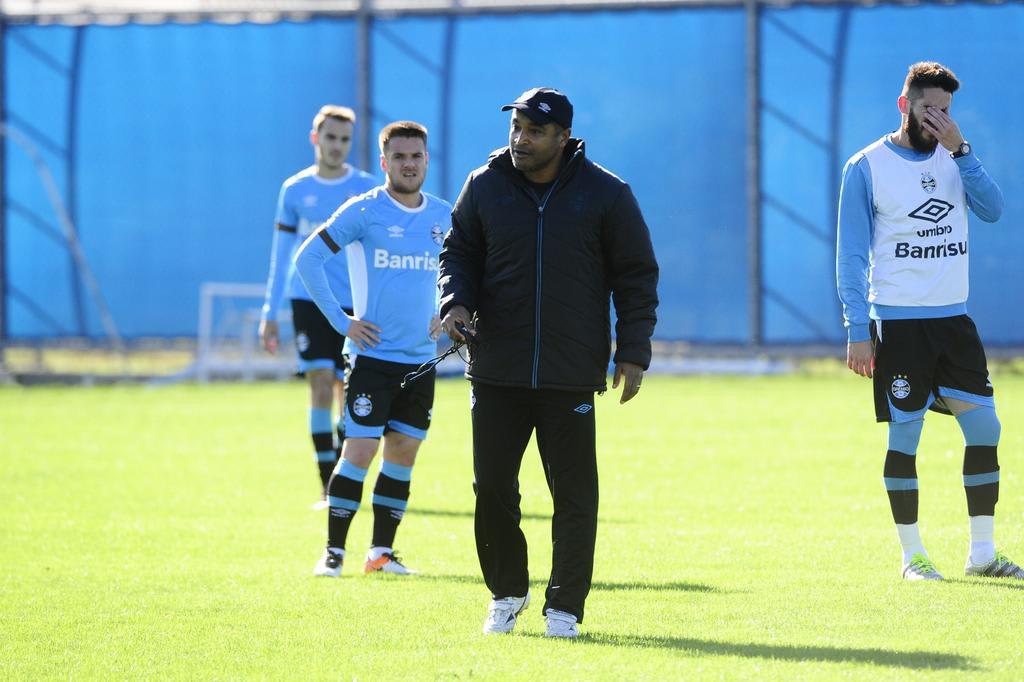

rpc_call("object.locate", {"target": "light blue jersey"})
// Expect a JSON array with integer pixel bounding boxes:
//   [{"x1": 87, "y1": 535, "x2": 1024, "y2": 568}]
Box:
[
  {"x1": 295, "y1": 186, "x2": 452, "y2": 364},
  {"x1": 260, "y1": 164, "x2": 377, "y2": 322}
]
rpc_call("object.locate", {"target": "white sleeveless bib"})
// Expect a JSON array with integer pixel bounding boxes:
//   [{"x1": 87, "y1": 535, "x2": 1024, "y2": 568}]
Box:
[{"x1": 863, "y1": 136, "x2": 969, "y2": 307}]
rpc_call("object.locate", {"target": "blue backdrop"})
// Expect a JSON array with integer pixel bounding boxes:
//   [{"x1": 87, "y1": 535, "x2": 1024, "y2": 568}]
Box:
[{"x1": 3, "y1": 5, "x2": 1023, "y2": 344}]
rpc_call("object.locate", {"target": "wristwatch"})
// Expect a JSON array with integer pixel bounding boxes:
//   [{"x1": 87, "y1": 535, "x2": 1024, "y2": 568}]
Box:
[{"x1": 951, "y1": 141, "x2": 971, "y2": 159}]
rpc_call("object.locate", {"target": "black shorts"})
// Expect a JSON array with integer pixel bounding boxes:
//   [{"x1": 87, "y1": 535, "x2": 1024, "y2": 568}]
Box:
[
  {"x1": 290, "y1": 298, "x2": 352, "y2": 377},
  {"x1": 872, "y1": 315, "x2": 994, "y2": 423},
  {"x1": 345, "y1": 355, "x2": 435, "y2": 440}
]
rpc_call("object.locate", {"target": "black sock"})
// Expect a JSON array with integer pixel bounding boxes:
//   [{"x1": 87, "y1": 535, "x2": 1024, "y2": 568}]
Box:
[
  {"x1": 884, "y1": 449, "x2": 919, "y2": 525},
  {"x1": 963, "y1": 445, "x2": 999, "y2": 516},
  {"x1": 371, "y1": 461, "x2": 412, "y2": 549},
  {"x1": 310, "y1": 408, "x2": 337, "y2": 493},
  {"x1": 326, "y1": 459, "x2": 367, "y2": 550}
]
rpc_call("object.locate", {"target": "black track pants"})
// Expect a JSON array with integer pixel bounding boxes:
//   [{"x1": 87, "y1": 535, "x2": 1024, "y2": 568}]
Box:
[{"x1": 470, "y1": 382, "x2": 598, "y2": 623}]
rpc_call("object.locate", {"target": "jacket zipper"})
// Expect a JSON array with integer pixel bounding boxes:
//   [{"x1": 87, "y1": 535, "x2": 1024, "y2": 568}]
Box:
[
  {"x1": 516, "y1": 146, "x2": 582, "y2": 389},
  {"x1": 532, "y1": 183, "x2": 557, "y2": 388}
]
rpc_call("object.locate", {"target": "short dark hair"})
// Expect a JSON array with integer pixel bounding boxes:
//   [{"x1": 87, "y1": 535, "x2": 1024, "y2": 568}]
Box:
[
  {"x1": 378, "y1": 121, "x2": 428, "y2": 153},
  {"x1": 903, "y1": 61, "x2": 960, "y2": 99},
  {"x1": 312, "y1": 105, "x2": 356, "y2": 132}
]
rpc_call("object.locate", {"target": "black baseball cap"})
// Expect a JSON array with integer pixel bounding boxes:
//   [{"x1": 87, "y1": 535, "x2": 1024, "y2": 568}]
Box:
[{"x1": 501, "y1": 87, "x2": 573, "y2": 129}]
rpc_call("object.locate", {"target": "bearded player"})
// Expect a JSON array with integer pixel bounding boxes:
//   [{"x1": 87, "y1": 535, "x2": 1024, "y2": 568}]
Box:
[{"x1": 837, "y1": 62, "x2": 1020, "y2": 581}]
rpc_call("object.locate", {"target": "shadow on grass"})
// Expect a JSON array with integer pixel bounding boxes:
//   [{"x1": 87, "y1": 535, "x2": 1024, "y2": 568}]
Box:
[
  {"x1": 413, "y1": 507, "x2": 549, "y2": 522},
  {"x1": 591, "y1": 579, "x2": 722, "y2": 593},
  {"x1": 414, "y1": 574, "x2": 722, "y2": 593},
  {"x1": 521, "y1": 633, "x2": 979, "y2": 671},
  {"x1": 412, "y1": 507, "x2": 630, "y2": 524},
  {"x1": 944, "y1": 577, "x2": 1024, "y2": 591}
]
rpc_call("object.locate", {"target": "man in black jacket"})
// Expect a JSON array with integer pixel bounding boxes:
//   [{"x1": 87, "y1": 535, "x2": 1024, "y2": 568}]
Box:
[{"x1": 438, "y1": 87, "x2": 659, "y2": 638}]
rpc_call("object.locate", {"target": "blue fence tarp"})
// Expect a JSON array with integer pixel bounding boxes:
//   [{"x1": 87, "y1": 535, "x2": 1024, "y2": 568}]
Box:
[{"x1": 3, "y1": 5, "x2": 1023, "y2": 343}]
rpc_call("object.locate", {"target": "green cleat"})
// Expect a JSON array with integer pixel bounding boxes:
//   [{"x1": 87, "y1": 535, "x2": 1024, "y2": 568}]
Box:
[
  {"x1": 902, "y1": 553, "x2": 944, "y2": 581},
  {"x1": 965, "y1": 550, "x2": 1024, "y2": 579}
]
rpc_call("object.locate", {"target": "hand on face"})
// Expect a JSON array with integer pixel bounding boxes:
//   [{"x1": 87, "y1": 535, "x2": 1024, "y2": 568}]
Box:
[{"x1": 920, "y1": 106, "x2": 965, "y2": 153}]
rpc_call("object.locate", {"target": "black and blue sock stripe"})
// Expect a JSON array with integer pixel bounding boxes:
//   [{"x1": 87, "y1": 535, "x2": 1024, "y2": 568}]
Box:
[
  {"x1": 327, "y1": 458, "x2": 368, "y2": 550},
  {"x1": 311, "y1": 407, "x2": 338, "y2": 490},
  {"x1": 958, "y1": 407, "x2": 1000, "y2": 517},
  {"x1": 371, "y1": 461, "x2": 412, "y2": 549}
]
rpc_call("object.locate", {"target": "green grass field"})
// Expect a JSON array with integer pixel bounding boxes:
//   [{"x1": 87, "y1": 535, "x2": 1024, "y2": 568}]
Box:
[{"x1": 2, "y1": 374, "x2": 1023, "y2": 680}]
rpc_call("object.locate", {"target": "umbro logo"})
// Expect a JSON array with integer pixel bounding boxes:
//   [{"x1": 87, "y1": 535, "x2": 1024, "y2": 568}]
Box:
[
  {"x1": 303, "y1": 195, "x2": 318, "y2": 207},
  {"x1": 538, "y1": 102, "x2": 552, "y2": 113},
  {"x1": 387, "y1": 225, "x2": 405, "y2": 238},
  {"x1": 908, "y1": 199, "x2": 954, "y2": 224},
  {"x1": 574, "y1": 404, "x2": 593, "y2": 414}
]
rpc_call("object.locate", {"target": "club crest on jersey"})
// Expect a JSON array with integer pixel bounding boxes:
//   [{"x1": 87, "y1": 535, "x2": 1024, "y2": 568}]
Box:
[
  {"x1": 431, "y1": 223, "x2": 445, "y2": 246},
  {"x1": 920, "y1": 172, "x2": 936, "y2": 194},
  {"x1": 891, "y1": 375, "x2": 911, "y2": 400},
  {"x1": 387, "y1": 225, "x2": 405, "y2": 239},
  {"x1": 353, "y1": 393, "x2": 373, "y2": 418},
  {"x1": 296, "y1": 333, "x2": 310, "y2": 352}
]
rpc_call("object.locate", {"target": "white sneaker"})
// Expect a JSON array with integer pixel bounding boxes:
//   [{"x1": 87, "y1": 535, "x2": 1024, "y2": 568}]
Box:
[
  {"x1": 313, "y1": 549, "x2": 343, "y2": 577},
  {"x1": 482, "y1": 592, "x2": 530, "y2": 634},
  {"x1": 545, "y1": 609, "x2": 579, "y2": 638}
]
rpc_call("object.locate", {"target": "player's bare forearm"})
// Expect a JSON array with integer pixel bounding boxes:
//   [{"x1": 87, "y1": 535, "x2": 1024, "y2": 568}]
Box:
[
  {"x1": 847, "y1": 340, "x2": 873, "y2": 378},
  {"x1": 259, "y1": 319, "x2": 279, "y2": 354}
]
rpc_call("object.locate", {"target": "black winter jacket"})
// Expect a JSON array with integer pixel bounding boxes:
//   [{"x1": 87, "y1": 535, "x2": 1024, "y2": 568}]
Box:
[{"x1": 438, "y1": 139, "x2": 659, "y2": 391}]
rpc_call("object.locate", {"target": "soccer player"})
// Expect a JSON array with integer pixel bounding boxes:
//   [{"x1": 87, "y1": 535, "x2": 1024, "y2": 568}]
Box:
[
  {"x1": 259, "y1": 105, "x2": 376, "y2": 508},
  {"x1": 837, "y1": 62, "x2": 1021, "y2": 581},
  {"x1": 439, "y1": 88, "x2": 659, "y2": 637},
  {"x1": 294, "y1": 121, "x2": 448, "y2": 577}
]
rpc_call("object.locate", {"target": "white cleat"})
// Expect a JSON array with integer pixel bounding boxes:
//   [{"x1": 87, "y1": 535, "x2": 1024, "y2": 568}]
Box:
[
  {"x1": 902, "y1": 552, "x2": 943, "y2": 581},
  {"x1": 482, "y1": 592, "x2": 530, "y2": 635},
  {"x1": 313, "y1": 550, "x2": 343, "y2": 577},
  {"x1": 311, "y1": 498, "x2": 330, "y2": 511},
  {"x1": 544, "y1": 609, "x2": 580, "y2": 638},
  {"x1": 363, "y1": 551, "x2": 417, "y2": 575},
  {"x1": 965, "y1": 550, "x2": 1024, "y2": 579}
]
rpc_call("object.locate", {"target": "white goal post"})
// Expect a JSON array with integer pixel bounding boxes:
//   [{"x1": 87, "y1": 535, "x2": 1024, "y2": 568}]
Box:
[
  {"x1": 183, "y1": 281, "x2": 469, "y2": 383},
  {"x1": 192, "y1": 281, "x2": 296, "y2": 382}
]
